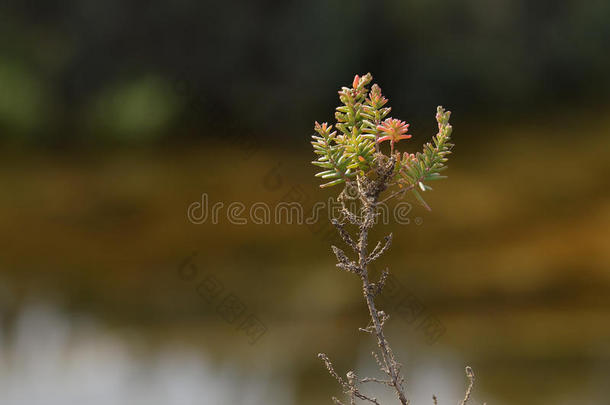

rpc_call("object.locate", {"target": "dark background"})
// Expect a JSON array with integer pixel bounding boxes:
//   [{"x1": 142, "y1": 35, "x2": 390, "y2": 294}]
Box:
[
  {"x1": 0, "y1": 1, "x2": 609, "y2": 404},
  {"x1": 1, "y1": 0, "x2": 609, "y2": 143}
]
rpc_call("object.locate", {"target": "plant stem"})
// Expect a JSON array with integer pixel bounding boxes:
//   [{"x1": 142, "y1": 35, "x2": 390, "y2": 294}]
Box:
[{"x1": 358, "y1": 198, "x2": 408, "y2": 405}]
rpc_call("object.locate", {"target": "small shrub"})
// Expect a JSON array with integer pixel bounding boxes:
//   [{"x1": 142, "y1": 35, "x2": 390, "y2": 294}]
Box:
[{"x1": 311, "y1": 73, "x2": 478, "y2": 405}]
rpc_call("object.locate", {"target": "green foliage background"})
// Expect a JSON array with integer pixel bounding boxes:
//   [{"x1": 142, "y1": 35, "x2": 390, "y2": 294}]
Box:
[{"x1": 0, "y1": 0, "x2": 609, "y2": 143}]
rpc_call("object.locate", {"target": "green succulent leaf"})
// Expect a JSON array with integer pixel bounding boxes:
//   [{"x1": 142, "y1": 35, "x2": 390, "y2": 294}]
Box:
[{"x1": 311, "y1": 75, "x2": 454, "y2": 197}]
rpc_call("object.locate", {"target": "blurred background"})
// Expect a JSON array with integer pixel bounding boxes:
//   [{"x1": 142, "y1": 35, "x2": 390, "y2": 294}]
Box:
[{"x1": 1, "y1": 1, "x2": 609, "y2": 404}]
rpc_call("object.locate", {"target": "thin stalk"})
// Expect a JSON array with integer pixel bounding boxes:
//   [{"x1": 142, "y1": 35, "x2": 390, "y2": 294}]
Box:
[{"x1": 357, "y1": 198, "x2": 408, "y2": 405}]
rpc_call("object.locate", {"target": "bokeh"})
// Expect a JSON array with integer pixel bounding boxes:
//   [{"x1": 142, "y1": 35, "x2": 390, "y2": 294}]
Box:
[{"x1": 1, "y1": 1, "x2": 609, "y2": 404}]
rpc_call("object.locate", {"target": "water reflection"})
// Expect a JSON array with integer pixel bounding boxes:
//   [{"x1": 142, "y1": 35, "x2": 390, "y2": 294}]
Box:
[
  {"x1": 0, "y1": 302, "x2": 489, "y2": 405},
  {"x1": 1, "y1": 301, "x2": 608, "y2": 404},
  {"x1": 0, "y1": 302, "x2": 293, "y2": 405}
]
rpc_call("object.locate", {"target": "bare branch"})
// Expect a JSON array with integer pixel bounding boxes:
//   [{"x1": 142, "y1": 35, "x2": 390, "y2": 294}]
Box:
[
  {"x1": 318, "y1": 353, "x2": 347, "y2": 390},
  {"x1": 347, "y1": 371, "x2": 381, "y2": 405},
  {"x1": 341, "y1": 207, "x2": 363, "y2": 226},
  {"x1": 359, "y1": 322, "x2": 375, "y2": 334},
  {"x1": 377, "y1": 310, "x2": 389, "y2": 327},
  {"x1": 338, "y1": 186, "x2": 363, "y2": 226},
  {"x1": 361, "y1": 377, "x2": 393, "y2": 386},
  {"x1": 331, "y1": 246, "x2": 360, "y2": 274},
  {"x1": 375, "y1": 269, "x2": 389, "y2": 296},
  {"x1": 371, "y1": 351, "x2": 389, "y2": 375},
  {"x1": 459, "y1": 366, "x2": 475, "y2": 405},
  {"x1": 378, "y1": 185, "x2": 412, "y2": 204},
  {"x1": 367, "y1": 233, "x2": 392, "y2": 264},
  {"x1": 354, "y1": 391, "x2": 381, "y2": 405},
  {"x1": 332, "y1": 218, "x2": 358, "y2": 251},
  {"x1": 320, "y1": 353, "x2": 384, "y2": 405}
]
